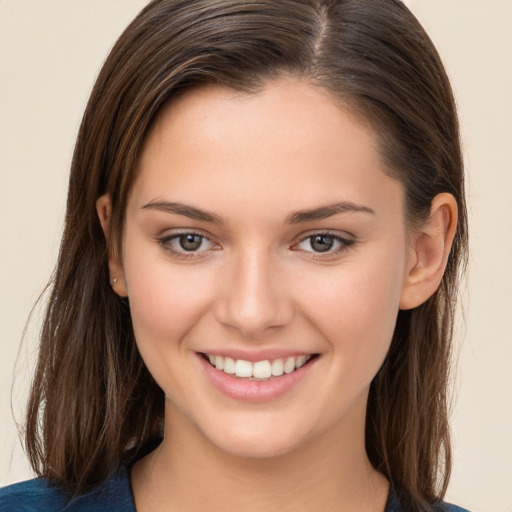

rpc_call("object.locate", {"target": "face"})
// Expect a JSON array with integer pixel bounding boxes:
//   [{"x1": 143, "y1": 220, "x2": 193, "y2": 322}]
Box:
[{"x1": 112, "y1": 80, "x2": 415, "y2": 459}]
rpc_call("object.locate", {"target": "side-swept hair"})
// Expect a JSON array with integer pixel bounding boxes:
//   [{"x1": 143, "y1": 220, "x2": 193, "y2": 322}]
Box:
[{"x1": 25, "y1": 1, "x2": 467, "y2": 510}]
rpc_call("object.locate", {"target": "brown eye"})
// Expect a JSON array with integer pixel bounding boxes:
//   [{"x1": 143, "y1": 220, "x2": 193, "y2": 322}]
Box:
[
  {"x1": 179, "y1": 234, "x2": 203, "y2": 251},
  {"x1": 158, "y1": 232, "x2": 218, "y2": 258},
  {"x1": 293, "y1": 232, "x2": 355, "y2": 258},
  {"x1": 310, "y1": 235, "x2": 335, "y2": 253}
]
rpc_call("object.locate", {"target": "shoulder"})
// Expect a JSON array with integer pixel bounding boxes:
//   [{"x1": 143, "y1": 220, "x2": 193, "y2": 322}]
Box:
[
  {"x1": 439, "y1": 505, "x2": 471, "y2": 512},
  {"x1": 0, "y1": 467, "x2": 136, "y2": 512},
  {"x1": 421, "y1": 500, "x2": 472, "y2": 512},
  {"x1": 387, "y1": 499, "x2": 471, "y2": 512},
  {"x1": 386, "y1": 488, "x2": 471, "y2": 512},
  {"x1": 0, "y1": 477, "x2": 66, "y2": 511}
]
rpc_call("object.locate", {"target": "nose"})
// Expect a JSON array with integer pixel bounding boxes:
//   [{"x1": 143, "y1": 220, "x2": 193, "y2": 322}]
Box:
[{"x1": 213, "y1": 248, "x2": 294, "y2": 338}]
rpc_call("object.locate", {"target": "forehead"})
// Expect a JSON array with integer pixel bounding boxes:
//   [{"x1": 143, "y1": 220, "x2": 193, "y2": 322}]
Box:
[
  {"x1": 147, "y1": 79, "x2": 370, "y2": 153},
  {"x1": 130, "y1": 79, "x2": 403, "y2": 220}
]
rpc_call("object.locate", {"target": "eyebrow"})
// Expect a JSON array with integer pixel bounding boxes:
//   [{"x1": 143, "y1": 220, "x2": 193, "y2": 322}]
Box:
[
  {"x1": 286, "y1": 201, "x2": 375, "y2": 224},
  {"x1": 141, "y1": 199, "x2": 375, "y2": 224},
  {"x1": 141, "y1": 200, "x2": 224, "y2": 224}
]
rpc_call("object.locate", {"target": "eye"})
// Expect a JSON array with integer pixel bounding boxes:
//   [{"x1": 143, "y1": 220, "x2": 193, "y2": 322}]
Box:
[
  {"x1": 308, "y1": 234, "x2": 336, "y2": 253},
  {"x1": 293, "y1": 232, "x2": 354, "y2": 256},
  {"x1": 158, "y1": 232, "x2": 219, "y2": 258},
  {"x1": 177, "y1": 234, "x2": 205, "y2": 251}
]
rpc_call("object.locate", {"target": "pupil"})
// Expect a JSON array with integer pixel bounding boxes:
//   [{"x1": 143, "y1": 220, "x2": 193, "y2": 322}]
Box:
[
  {"x1": 311, "y1": 235, "x2": 334, "y2": 252},
  {"x1": 179, "y1": 234, "x2": 202, "y2": 251}
]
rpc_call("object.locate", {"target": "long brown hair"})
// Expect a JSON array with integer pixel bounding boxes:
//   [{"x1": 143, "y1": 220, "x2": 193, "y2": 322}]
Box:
[{"x1": 25, "y1": 1, "x2": 467, "y2": 510}]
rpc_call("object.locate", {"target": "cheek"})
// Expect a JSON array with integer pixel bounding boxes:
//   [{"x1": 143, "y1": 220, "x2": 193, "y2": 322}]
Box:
[
  {"x1": 298, "y1": 254, "x2": 405, "y2": 377},
  {"x1": 122, "y1": 243, "x2": 215, "y2": 350},
  {"x1": 122, "y1": 255, "x2": 218, "y2": 399}
]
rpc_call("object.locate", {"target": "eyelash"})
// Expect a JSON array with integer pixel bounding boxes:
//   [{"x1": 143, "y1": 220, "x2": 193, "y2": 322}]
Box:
[
  {"x1": 292, "y1": 231, "x2": 355, "y2": 259},
  {"x1": 157, "y1": 231, "x2": 219, "y2": 260},
  {"x1": 157, "y1": 231, "x2": 355, "y2": 260}
]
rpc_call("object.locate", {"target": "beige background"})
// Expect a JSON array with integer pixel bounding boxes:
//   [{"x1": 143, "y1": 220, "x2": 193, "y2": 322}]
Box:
[{"x1": 1, "y1": 1, "x2": 511, "y2": 510}]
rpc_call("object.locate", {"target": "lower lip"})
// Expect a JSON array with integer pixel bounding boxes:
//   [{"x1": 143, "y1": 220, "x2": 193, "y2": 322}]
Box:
[{"x1": 198, "y1": 354, "x2": 317, "y2": 402}]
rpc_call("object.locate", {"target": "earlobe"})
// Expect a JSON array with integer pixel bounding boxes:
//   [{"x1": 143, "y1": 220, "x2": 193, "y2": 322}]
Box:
[
  {"x1": 96, "y1": 194, "x2": 128, "y2": 297},
  {"x1": 399, "y1": 193, "x2": 458, "y2": 310}
]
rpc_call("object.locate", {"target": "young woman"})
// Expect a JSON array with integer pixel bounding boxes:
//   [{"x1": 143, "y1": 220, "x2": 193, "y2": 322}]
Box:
[{"x1": 0, "y1": 1, "x2": 470, "y2": 511}]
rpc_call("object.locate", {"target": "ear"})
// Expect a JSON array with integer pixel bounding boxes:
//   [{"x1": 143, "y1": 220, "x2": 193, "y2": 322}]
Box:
[
  {"x1": 96, "y1": 194, "x2": 128, "y2": 297},
  {"x1": 399, "y1": 193, "x2": 458, "y2": 310}
]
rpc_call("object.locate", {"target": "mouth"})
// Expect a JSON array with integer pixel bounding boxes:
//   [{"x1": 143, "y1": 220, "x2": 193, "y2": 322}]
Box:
[{"x1": 200, "y1": 352, "x2": 319, "y2": 382}]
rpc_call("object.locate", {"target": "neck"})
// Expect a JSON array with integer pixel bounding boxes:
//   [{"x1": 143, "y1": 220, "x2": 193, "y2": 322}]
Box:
[{"x1": 132, "y1": 399, "x2": 389, "y2": 512}]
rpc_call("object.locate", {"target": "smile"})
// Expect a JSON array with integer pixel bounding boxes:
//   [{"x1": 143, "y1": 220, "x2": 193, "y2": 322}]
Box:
[{"x1": 203, "y1": 353, "x2": 314, "y2": 381}]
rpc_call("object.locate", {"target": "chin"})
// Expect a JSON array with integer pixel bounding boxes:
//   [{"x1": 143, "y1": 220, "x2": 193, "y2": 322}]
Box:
[
  {"x1": 200, "y1": 417, "x2": 316, "y2": 461},
  {"x1": 215, "y1": 436, "x2": 302, "y2": 461}
]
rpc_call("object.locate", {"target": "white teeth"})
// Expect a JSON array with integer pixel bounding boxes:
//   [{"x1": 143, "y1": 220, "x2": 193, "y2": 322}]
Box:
[
  {"x1": 223, "y1": 357, "x2": 235, "y2": 374},
  {"x1": 283, "y1": 357, "x2": 296, "y2": 374},
  {"x1": 234, "y1": 359, "x2": 253, "y2": 378},
  {"x1": 253, "y1": 360, "x2": 272, "y2": 379},
  {"x1": 295, "y1": 355, "x2": 308, "y2": 369},
  {"x1": 206, "y1": 354, "x2": 312, "y2": 379},
  {"x1": 271, "y1": 358, "x2": 284, "y2": 376},
  {"x1": 214, "y1": 355, "x2": 224, "y2": 371}
]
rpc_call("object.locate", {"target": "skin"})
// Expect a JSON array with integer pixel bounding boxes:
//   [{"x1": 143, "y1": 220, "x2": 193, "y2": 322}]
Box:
[{"x1": 98, "y1": 79, "x2": 457, "y2": 512}]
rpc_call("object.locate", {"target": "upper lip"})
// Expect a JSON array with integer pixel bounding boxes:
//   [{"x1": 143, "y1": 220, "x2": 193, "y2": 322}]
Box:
[{"x1": 198, "y1": 349, "x2": 317, "y2": 362}]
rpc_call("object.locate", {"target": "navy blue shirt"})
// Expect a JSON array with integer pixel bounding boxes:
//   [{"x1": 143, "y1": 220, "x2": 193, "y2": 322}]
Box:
[{"x1": 0, "y1": 467, "x2": 469, "y2": 511}]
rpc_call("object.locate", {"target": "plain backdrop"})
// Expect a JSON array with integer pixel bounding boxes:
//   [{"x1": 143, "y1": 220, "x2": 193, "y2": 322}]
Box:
[{"x1": 1, "y1": 1, "x2": 511, "y2": 511}]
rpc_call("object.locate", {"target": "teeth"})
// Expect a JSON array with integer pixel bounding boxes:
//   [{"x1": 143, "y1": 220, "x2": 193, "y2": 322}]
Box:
[
  {"x1": 284, "y1": 357, "x2": 296, "y2": 374},
  {"x1": 295, "y1": 355, "x2": 308, "y2": 369},
  {"x1": 223, "y1": 357, "x2": 235, "y2": 374},
  {"x1": 234, "y1": 359, "x2": 252, "y2": 378},
  {"x1": 214, "y1": 355, "x2": 224, "y2": 371},
  {"x1": 271, "y1": 358, "x2": 284, "y2": 376},
  {"x1": 205, "y1": 354, "x2": 312, "y2": 380},
  {"x1": 253, "y1": 360, "x2": 272, "y2": 379}
]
